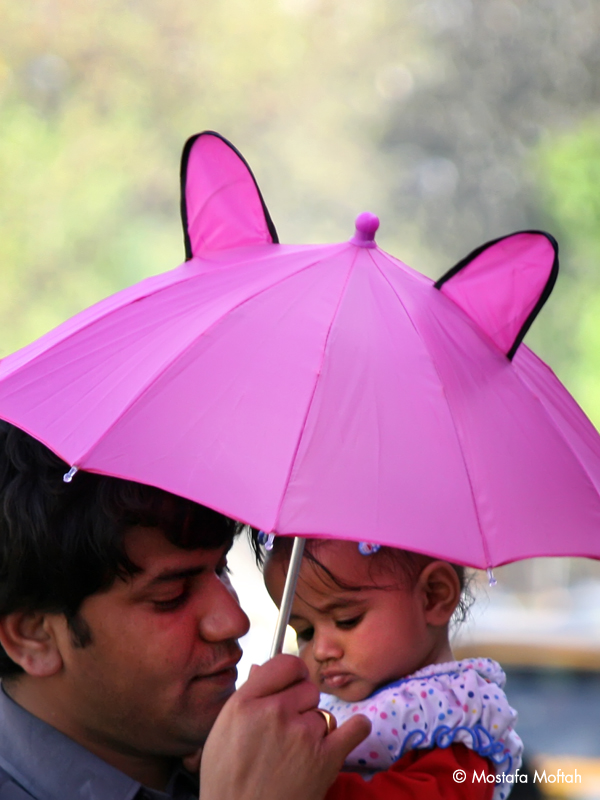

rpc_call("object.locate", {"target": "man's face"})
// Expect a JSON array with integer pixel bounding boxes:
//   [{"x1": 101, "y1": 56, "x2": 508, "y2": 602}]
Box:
[{"x1": 51, "y1": 526, "x2": 250, "y2": 758}]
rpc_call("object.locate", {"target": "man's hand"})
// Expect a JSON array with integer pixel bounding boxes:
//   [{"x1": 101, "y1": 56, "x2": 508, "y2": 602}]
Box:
[{"x1": 199, "y1": 654, "x2": 371, "y2": 800}]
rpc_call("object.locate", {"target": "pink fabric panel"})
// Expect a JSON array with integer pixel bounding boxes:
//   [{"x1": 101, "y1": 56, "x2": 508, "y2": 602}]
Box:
[
  {"x1": 184, "y1": 134, "x2": 274, "y2": 254},
  {"x1": 1, "y1": 227, "x2": 600, "y2": 568},
  {"x1": 278, "y1": 245, "x2": 600, "y2": 566},
  {"x1": 277, "y1": 248, "x2": 486, "y2": 567},
  {"x1": 412, "y1": 288, "x2": 600, "y2": 565},
  {"x1": 70, "y1": 247, "x2": 356, "y2": 530},
  {"x1": 512, "y1": 344, "x2": 600, "y2": 498},
  {"x1": 0, "y1": 243, "x2": 339, "y2": 468},
  {"x1": 439, "y1": 233, "x2": 555, "y2": 355}
]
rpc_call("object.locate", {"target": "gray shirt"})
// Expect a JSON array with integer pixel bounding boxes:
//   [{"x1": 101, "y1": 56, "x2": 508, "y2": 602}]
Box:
[{"x1": 0, "y1": 685, "x2": 198, "y2": 800}]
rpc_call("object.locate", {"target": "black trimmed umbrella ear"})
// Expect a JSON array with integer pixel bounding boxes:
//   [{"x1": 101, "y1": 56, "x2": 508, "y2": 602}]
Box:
[
  {"x1": 434, "y1": 230, "x2": 559, "y2": 359},
  {"x1": 180, "y1": 131, "x2": 279, "y2": 260}
]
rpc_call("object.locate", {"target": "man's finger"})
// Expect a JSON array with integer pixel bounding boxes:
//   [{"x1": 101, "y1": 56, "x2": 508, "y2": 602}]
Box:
[
  {"x1": 322, "y1": 714, "x2": 372, "y2": 767},
  {"x1": 315, "y1": 708, "x2": 337, "y2": 736},
  {"x1": 278, "y1": 677, "x2": 320, "y2": 713},
  {"x1": 236, "y1": 654, "x2": 309, "y2": 699},
  {"x1": 182, "y1": 748, "x2": 203, "y2": 774}
]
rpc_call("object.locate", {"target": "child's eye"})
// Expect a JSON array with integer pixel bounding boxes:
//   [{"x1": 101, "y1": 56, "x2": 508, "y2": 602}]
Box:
[
  {"x1": 153, "y1": 591, "x2": 189, "y2": 612},
  {"x1": 296, "y1": 627, "x2": 314, "y2": 643},
  {"x1": 336, "y1": 615, "x2": 363, "y2": 630}
]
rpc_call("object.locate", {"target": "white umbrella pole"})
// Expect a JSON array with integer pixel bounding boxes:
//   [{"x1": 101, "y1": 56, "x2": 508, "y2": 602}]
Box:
[{"x1": 269, "y1": 537, "x2": 306, "y2": 658}]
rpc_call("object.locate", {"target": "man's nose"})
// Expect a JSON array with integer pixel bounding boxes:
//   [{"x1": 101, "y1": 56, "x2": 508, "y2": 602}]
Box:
[
  {"x1": 198, "y1": 574, "x2": 250, "y2": 642},
  {"x1": 312, "y1": 628, "x2": 343, "y2": 663}
]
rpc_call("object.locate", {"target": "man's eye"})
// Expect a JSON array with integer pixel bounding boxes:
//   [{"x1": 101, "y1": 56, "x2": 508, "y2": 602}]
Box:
[
  {"x1": 153, "y1": 592, "x2": 188, "y2": 612},
  {"x1": 336, "y1": 616, "x2": 362, "y2": 630},
  {"x1": 296, "y1": 627, "x2": 314, "y2": 643},
  {"x1": 217, "y1": 561, "x2": 232, "y2": 577}
]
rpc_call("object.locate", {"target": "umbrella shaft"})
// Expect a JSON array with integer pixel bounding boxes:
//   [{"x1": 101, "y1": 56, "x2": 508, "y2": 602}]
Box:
[{"x1": 269, "y1": 537, "x2": 306, "y2": 658}]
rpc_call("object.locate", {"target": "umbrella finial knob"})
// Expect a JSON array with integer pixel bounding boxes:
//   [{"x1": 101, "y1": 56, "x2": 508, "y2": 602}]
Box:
[{"x1": 351, "y1": 212, "x2": 380, "y2": 248}]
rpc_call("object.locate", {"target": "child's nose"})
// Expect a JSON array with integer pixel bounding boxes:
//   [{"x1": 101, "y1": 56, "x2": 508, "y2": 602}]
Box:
[{"x1": 312, "y1": 629, "x2": 343, "y2": 662}]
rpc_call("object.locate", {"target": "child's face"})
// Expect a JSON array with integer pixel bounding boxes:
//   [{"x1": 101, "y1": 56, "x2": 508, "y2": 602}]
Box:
[{"x1": 264, "y1": 540, "x2": 439, "y2": 702}]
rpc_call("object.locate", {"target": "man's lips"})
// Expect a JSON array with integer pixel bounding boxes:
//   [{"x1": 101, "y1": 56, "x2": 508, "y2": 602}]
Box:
[{"x1": 192, "y1": 652, "x2": 242, "y2": 683}]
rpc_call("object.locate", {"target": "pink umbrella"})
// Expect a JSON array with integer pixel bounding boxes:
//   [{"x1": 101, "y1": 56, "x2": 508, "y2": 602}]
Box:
[{"x1": 1, "y1": 131, "x2": 599, "y2": 581}]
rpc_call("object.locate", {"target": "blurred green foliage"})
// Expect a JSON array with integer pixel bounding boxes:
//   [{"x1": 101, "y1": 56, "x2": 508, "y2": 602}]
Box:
[
  {"x1": 0, "y1": 0, "x2": 423, "y2": 356},
  {"x1": 532, "y1": 119, "x2": 600, "y2": 425},
  {"x1": 536, "y1": 121, "x2": 600, "y2": 252},
  {"x1": 2, "y1": 0, "x2": 600, "y2": 432},
  {"x1": 1, "y1": 1, "x2": 600, "y2": 598}
]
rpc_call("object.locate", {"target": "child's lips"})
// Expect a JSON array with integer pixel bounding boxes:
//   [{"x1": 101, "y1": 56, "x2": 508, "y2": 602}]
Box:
[{"x1": 320, "y1": 672, "x2": 353, "y2": 691}]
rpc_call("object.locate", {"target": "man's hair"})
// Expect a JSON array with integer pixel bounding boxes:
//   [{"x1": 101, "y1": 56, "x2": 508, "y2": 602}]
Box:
[{"x1": 0, "y1": 420, "x2": 240, "y2": 677}]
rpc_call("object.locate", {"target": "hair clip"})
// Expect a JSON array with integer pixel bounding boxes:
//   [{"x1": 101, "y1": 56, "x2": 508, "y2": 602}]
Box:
[
  {"x1": 358, "y1": 542, "x2": 381, "y2": 555},
  {"x1": 257, "y1": 530, "x2": 276, "y2": 551}
]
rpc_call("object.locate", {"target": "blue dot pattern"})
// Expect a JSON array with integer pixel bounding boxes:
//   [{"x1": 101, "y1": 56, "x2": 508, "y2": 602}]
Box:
[{"x1": 320, "y1": 658, "x2": 523, "y2": 800}]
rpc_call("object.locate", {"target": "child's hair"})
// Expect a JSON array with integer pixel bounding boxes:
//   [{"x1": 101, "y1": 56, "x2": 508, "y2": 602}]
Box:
[{"x1": 251, "y1": 530, "x2": 473, "y2": 625}]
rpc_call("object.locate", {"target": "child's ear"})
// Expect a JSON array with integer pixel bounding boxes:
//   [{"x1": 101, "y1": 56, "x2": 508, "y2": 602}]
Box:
[
  {"x1": 417, "y1": 561, "x2": 461, "y2": 626},
  {"x1": 0, "y1": 611, "x2": 64, "y2": 677}
]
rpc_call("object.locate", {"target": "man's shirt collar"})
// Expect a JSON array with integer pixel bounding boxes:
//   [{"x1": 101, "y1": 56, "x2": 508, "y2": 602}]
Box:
[{"x1": 0, "y1": 685, "x2": 197, "y2": 800}]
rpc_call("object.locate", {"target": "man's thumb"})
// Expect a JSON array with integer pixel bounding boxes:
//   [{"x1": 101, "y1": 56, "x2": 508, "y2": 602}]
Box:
[
  {"x1": 183, "y1": 748, "x2": 203, "y2": 774},
  {"x1": 323, "y1": 714, "x2": 371, "y2": 768}
]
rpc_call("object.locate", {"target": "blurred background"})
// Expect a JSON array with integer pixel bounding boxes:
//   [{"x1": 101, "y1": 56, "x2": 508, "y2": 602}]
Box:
[{"x1": 2, "y1": 1, "x2": 600, "y2": 796}]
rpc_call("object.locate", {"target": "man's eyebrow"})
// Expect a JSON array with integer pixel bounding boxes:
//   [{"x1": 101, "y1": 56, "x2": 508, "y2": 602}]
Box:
[
  {"x1": 140, "y1": 540, "x2": 235, "y2": 588},
  {"x1": 148, "y1": 565, "x2": 207, "y2": 585}
]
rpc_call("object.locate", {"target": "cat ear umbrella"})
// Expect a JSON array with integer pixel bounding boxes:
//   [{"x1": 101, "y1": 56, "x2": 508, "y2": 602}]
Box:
[{"x1": 1, "y1": 131, "x2": 600, "y2": 655}]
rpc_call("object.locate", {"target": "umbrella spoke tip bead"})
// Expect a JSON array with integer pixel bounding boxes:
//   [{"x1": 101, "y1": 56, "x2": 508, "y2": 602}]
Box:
[
  {"x1": 63, "y1": 466, "x2": 78, "y2": 483},
  {"x1": 351, "y1": 212, "x2": 379, "y2": 248},
  {"x1": 257, "y1": 531, "x2": 276, "y2": 551},
  {"x1": 486, "y1": 568, "x2": 497, "y2": 587}
]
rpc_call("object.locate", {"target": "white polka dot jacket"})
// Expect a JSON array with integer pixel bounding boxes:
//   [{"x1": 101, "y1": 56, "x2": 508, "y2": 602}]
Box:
[{"x1": 320, "y1": 658, "x2": 523, "y2": 800}]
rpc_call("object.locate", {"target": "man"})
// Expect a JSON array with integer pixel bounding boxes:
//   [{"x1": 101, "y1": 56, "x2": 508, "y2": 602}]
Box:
[{"x1": 0, "y1": 421, "x2": 369, "y2": 799}]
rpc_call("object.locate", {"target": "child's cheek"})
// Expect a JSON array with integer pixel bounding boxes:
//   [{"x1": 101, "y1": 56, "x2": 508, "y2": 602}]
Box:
[{"x1": 298, "y1": 645, "x2": 320, "y2": 685}]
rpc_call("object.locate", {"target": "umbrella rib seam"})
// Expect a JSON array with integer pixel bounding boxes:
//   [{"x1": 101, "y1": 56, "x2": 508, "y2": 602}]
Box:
[
  {"x1": 73, "y1": 244, "x2": 352, "y2": 467},
  {"x1": 0, "y1": 266, "x2": 211, "y2": 378},
  {"x1": 271, "y1": 246, "x2": 360, "y2": 532},
  {"x1": 367, "y1": 249, "x2": 492, "y2": 568},
  {"x1": 2, "y1": 245, "x2": 328, "y2": 378},
  {"x1": 513, "y1": 351, "x2": 600, "y2": 513}
]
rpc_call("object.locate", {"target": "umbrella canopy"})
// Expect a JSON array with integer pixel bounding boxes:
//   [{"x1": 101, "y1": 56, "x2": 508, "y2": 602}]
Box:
[{"x1": 1, "y1": 131, "x2": 600, "y2": 570}]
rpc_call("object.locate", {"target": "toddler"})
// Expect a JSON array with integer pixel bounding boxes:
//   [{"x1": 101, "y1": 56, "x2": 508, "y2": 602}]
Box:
[{"x1": 260, "y1": 535, "x2": 522, "y2": 800}]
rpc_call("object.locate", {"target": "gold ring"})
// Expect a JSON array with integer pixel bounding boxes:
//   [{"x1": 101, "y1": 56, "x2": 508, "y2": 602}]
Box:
[{"x1": 316, "y1": 708, "x2": 337, "y2": 735}]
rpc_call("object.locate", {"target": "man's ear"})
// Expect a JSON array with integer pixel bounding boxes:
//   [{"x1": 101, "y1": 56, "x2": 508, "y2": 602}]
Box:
[
  {"x1": 0, "y1": 612, "x2": 64, "y2": 677},
  {"x1": 417, "y1": 561, "x2": 462, "y2": 627}
]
